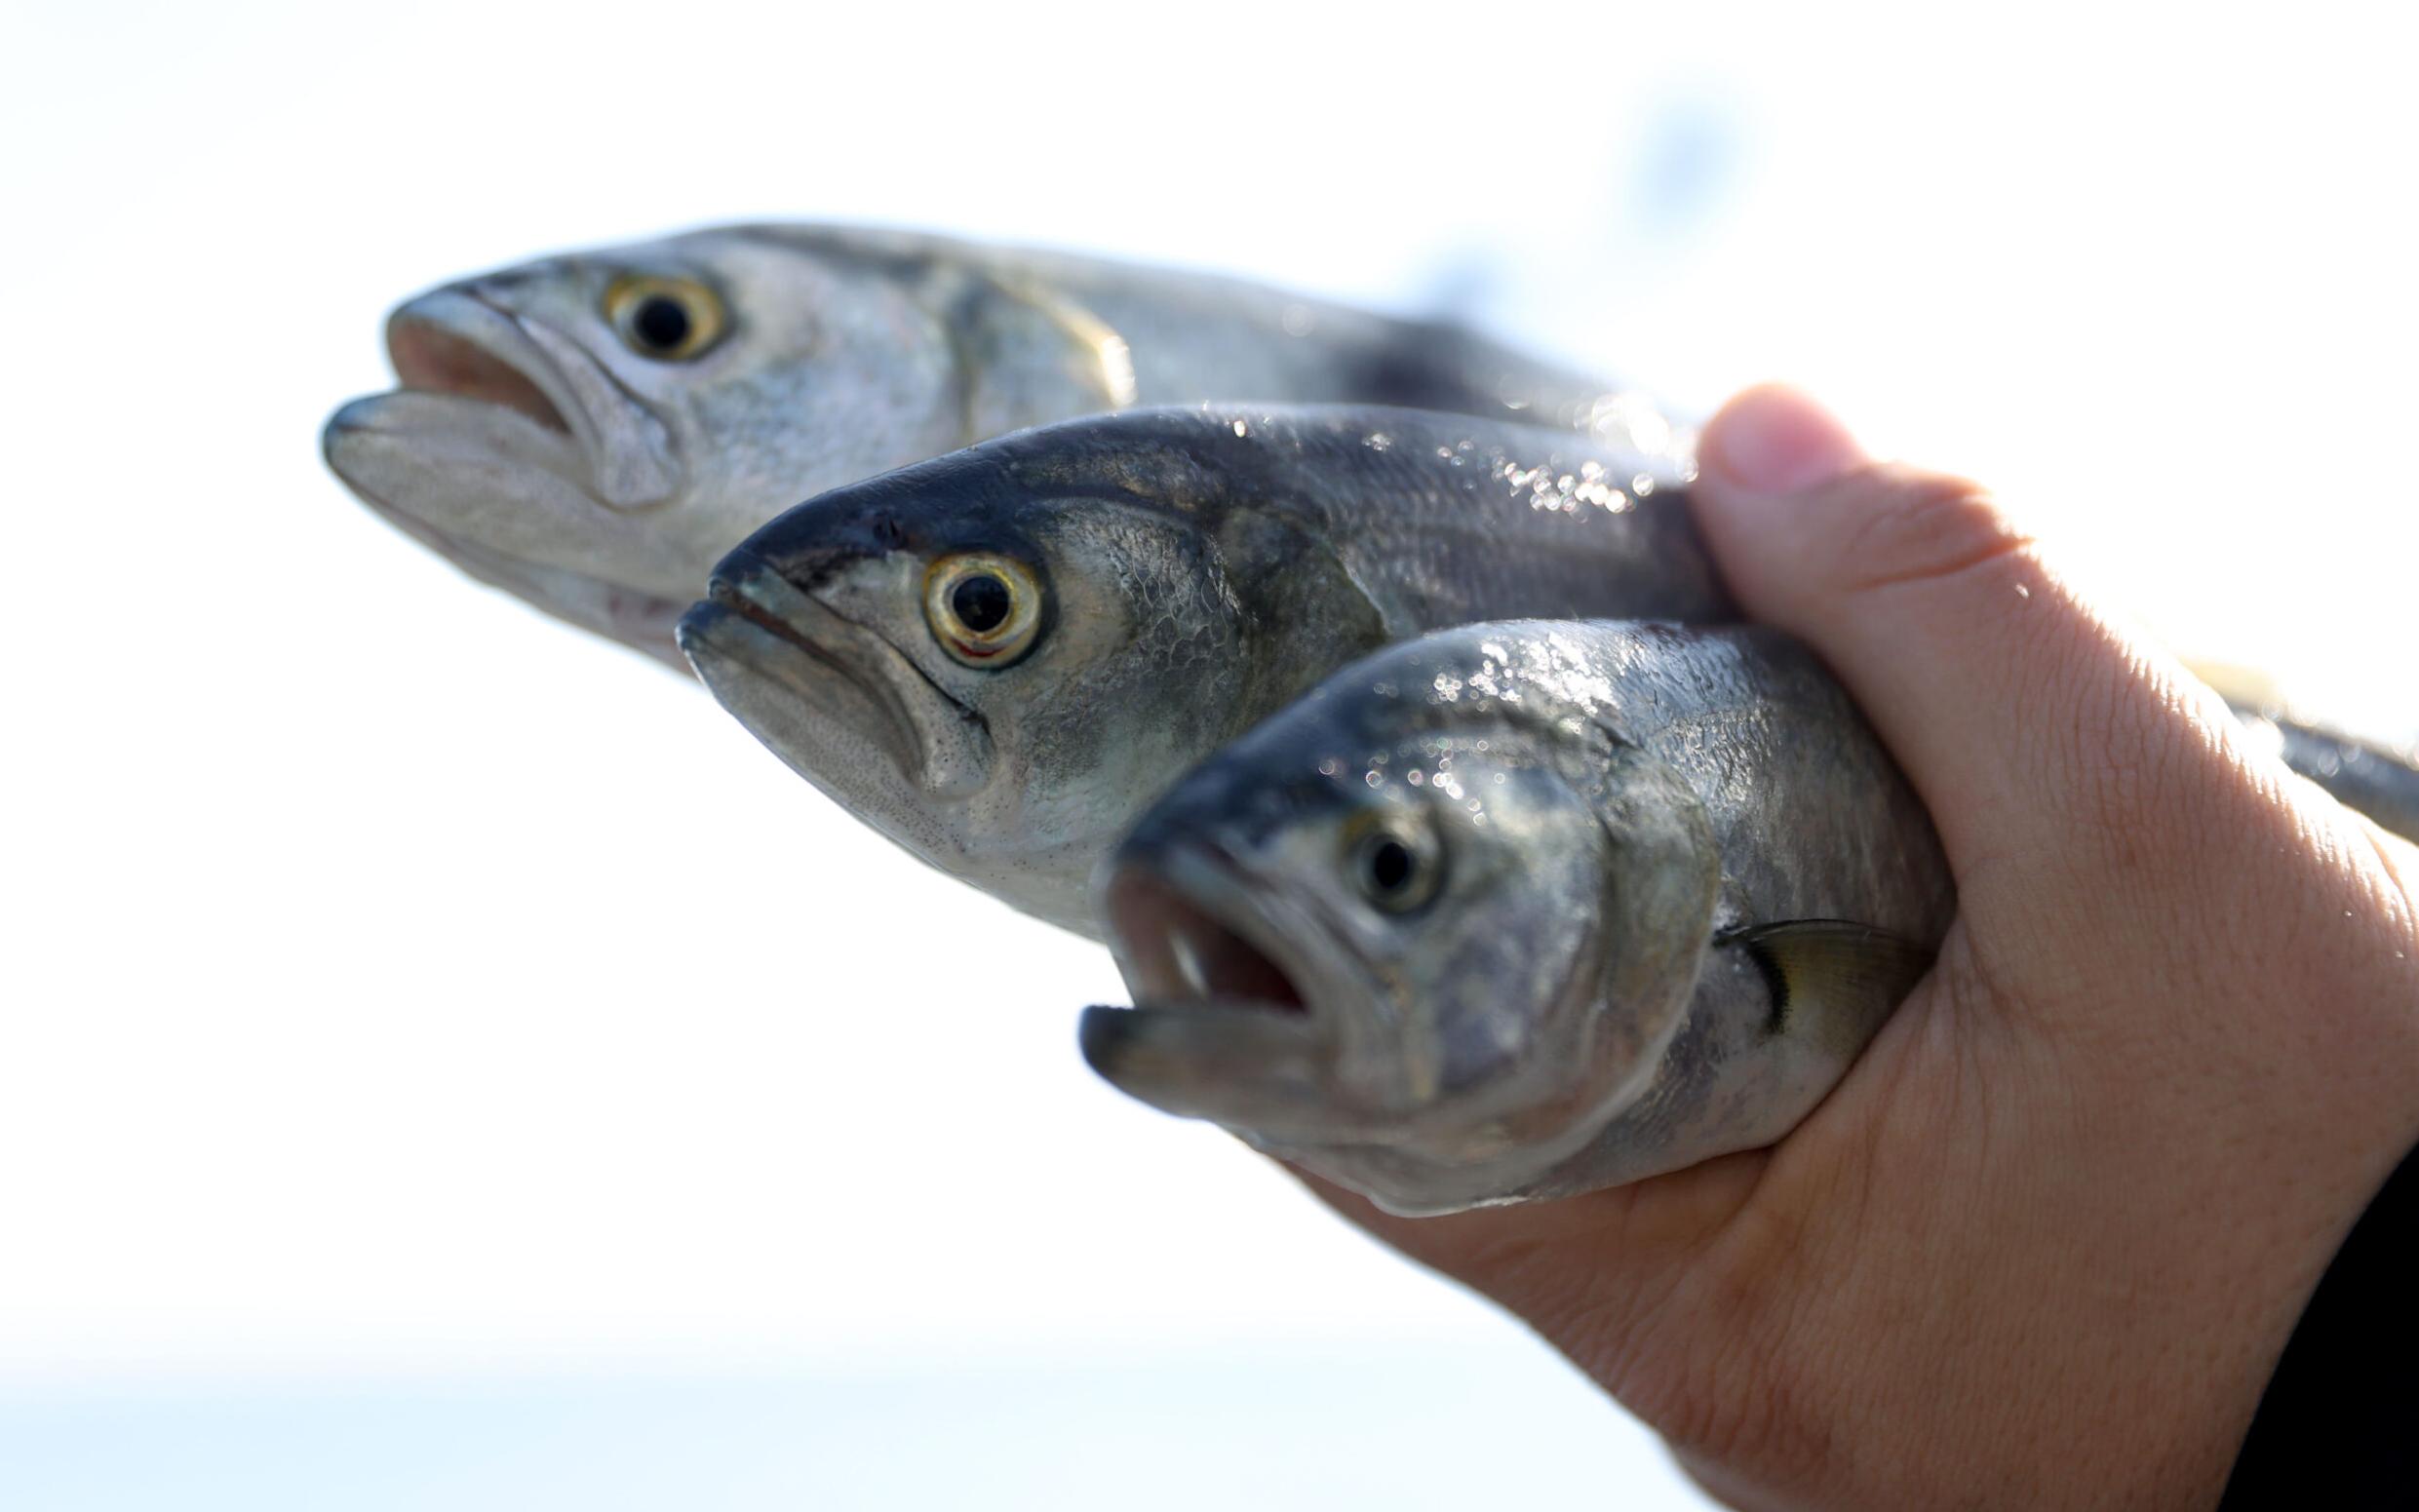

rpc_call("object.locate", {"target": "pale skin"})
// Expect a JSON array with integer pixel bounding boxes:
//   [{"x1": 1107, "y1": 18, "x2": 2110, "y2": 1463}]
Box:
[{"x1": 1303, "y1": 386, "x2": 2419, "y2": 1509}]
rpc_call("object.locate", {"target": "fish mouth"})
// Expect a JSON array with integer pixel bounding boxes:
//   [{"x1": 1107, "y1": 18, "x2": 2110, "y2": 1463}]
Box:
[
  {"x1": 677, "y1": 552, "x2": 992, "y2": 801},
  {"x1": 1083, "y1": 844, "x2": 1643, "y2": 1218},
  {"x1": 327, "y1": 473, "x2": 693, "y2": 667},
  {"x1": 1081, "y1": 846, "x2": 1379, "y2": 1142},
  {"x1": 322, "y1": 288, "x2": 693, "y2": 658},
  {"x1": 388, "y1": 296, "x2": 576, "y2": 437},
  {"x1": 377, "y1": 288, "x2": 681, "y2": 512}
]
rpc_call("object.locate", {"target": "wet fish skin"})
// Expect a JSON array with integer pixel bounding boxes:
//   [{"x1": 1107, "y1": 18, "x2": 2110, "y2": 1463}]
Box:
[
  {"x1": 323, "y1": 224, "x2": 1634, "y2": 667},
  {"x1": 1082, "y1": 620, "x2": 1953, "y2": 1216},
  {"x1": 676, "y1": 405, "x2": 1729, "y2": 935},
  {"x1": 2256, "y1": 717, "x2": 2419, "y2": 841},
  {"x1": 2213, "y1": 703, "x2": 2419, "y2": 843}
]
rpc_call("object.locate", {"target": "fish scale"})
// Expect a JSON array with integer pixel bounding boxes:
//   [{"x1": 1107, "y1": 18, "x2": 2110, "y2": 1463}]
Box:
[
  {"x1": 677, "y1": 405, "x2": 1727, "y2": 937},
  {"x1": 325, "y1": 224, "x2": 1634, "y2": 669},
  {"x1": 679, "y1": 399, "x2": 2417, "y2": 944},
  {"x1": 1084, "y1": 621, "x2": 1954, "y2": 1215}
]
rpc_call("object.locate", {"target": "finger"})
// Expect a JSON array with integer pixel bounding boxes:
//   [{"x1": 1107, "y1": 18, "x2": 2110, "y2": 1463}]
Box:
[{"x1": 1690, "y1": 384, "x2": 2254, "y2": 879}]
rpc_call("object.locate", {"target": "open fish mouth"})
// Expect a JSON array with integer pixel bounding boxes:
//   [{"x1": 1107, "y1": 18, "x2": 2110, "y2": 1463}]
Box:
[
  {"x1": 1081, "y1": 847, "x2": 1370, "y2": 1140},
  {"x1": 323, "y1": 288, "x2": 693, "y2": 654},
  {"x1": 677, "y1": 552, "x2": 991, "y2": 798},
  {"x1": 373, "y1": 288, "x2": 680, "y2": 510},
  {"x1": 1084, "y1": 842, "x2": 1620, "y2": 1213},
  {"x1": 1101, "y1": 861, "x2": 1309, "y2": 1016},
  {"x1": 375, "y1": 291, "x2": 596, "y2": 474},
  {"x1": 388, "y1": 296, "x2": 577, "y2": 437}
]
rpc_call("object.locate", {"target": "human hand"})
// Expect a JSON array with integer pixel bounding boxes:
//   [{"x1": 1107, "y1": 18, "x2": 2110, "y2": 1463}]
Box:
[{"x1": 1306, "y1": 385, "x2": 2419, "y2": 1510}]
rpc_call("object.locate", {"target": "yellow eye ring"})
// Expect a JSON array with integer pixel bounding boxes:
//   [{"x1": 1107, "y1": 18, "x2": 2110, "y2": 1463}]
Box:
[
  {"x1": 603, "y1": 274, "x2": 727, "y2": 361},
  {"x1": 922, "y1": 553, "x2": 1044, "y2": 669}
]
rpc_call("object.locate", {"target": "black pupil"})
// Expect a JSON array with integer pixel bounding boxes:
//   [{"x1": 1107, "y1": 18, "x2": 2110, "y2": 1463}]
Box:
[
  {"x1": 632, "y1": 294, "x2": 691, "y2": 352},
  {"x1": 951, "y1": 573, "x2": 1013, "y2": 634},
  {"x1": 1366, "y1": 837, "x2": 1416, "y2": 895}
]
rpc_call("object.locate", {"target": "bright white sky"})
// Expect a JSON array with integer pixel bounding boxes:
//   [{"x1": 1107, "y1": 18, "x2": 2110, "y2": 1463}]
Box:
[{"x1": 3, "y1": 2, "x2": 2413, "y2": 1507}]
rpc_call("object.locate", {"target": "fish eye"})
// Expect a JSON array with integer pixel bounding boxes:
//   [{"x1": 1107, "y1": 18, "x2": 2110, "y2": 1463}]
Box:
[
  {"x1": 604, "y1": 274, "x2": 727, "y2": 361},
  {"x1": 1349, "y1": 819, "x2": 1443, "y2": 913},
  {"x1": 922, "y1": 553, "x2": 1044, "y2": 669}
]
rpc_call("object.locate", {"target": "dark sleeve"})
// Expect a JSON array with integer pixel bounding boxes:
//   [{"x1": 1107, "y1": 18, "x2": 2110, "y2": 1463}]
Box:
[{"x1": 2218, "y1": 1143, "x2": 2419, "y2": 1509}]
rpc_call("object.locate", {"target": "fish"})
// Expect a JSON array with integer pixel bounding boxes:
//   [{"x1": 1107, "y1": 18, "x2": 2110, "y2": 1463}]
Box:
[
  {"x1": 2249, "y1": 717, "x2": 2419, "y2": 842},
  {"x1": 323, "y1": 224, "x2": 1644, "y2": 669},
  {"x1": 675, "y1": 405, "x2": 1727, "y2": 935},
  {"x1": 1079, "y1": 619, "x2": 1955, "y2": 1216},
  {"x1": 2187, "y1": 664, "x2": 2419, "y2": 843}
]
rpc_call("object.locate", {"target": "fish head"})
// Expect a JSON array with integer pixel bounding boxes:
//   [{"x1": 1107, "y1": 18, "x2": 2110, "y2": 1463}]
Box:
[
  {"x1": 322, "y1": 227, "x2": 973, "y2": 663},
  {"x1": 1081, "y1": 638, "x2": 1720, "y2": 1213},
  {"x1": 674, "y1": 422, "x2": 1345, "y2": 933}
]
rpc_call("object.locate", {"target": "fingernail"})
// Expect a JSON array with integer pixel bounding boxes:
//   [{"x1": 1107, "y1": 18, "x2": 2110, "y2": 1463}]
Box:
[{"x1": 1704, "y1": 384, "x2": 1864, "y2": 495}]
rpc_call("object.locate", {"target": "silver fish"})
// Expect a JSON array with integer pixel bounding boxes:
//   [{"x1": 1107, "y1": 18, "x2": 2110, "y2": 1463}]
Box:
[
  {"x1": 1081, "y1": 620, "x2": 1954, "y2": 1216},
  {"x1": 675, "y1": 405, "x2": 1727, "y2": 935},
  {"x1": 324, "y1": 225, "x2": 1636, "y2": 668}
]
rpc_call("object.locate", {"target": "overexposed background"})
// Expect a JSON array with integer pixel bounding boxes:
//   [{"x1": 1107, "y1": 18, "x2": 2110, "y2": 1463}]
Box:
[{"x1": 4, "y1": 3, "x2": 2414, "y2": 1508}]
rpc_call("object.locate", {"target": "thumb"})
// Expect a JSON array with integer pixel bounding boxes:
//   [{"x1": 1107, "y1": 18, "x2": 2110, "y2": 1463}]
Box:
[{"x1": 1691, "y1": 384, "x2": 2244, "y2": 877}]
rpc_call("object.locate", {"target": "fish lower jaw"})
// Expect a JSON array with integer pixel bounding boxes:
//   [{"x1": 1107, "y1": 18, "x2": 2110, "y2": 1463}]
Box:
[
  {"x1": 1250, "y1": 1126, "x2": 1607, "y2": 1219},
  {"x1": 693, "y1": 566, "x2": 991, "y2": 797},
  {"x1": 1088, "y1": 861, "x2": 1391, "y2": 1134},
  {"x1": 337, "y1": 476, "x2": 690, "y2": 667},
  {"x1": 1076, "y1": 1000, "x2": 1345, "y2": 1134}
]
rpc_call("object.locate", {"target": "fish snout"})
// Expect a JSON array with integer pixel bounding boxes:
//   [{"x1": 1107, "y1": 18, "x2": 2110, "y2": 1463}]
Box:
[
  {"x1": 727, "y1": 505, "x2": 920, "y2": 597},
  {"x1": 382, "y1": 288, "x2": 681, "y2": 512},
  {"x1": 685, "y1": 547, "x2": 992, "y2": 801},
  {"x1": 1098, "y1": 853, "x2": 1311, "y2": 1021},
  {"x1": 1082, "y1": 840, "x2": 1418, "y2": 1145},
  {"x1": 671, "y1": 596, "x2": 734, "y2": 674},
  {"x1": 384, "y1": 290, "x2": 578, "y2": 438},
  {"x1": 700, "y1": 544, "x2": 777, "y2": 606},
  {"x1": 321, "y1": 393, "x2": 388, "y2": 451}
]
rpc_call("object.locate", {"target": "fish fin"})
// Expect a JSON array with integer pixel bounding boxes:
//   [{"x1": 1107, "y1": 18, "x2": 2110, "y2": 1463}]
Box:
[{"x1": 1728, "y1": 920, "x2": 1932, "y2": 1051}]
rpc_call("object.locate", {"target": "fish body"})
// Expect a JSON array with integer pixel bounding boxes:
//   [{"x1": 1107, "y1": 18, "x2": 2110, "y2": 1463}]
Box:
[
  {"x1": 676, "y1": 405, "x2": 1725, "y2": 934},
  {"x1": 1082, "y1": 620, "x2": 1953, "y2": 1216},
  {"x1": 2254, "y1": 717, "x2": 2419, "y2": 842},
  {"x1": 323, "y1": 225, "x2": 1639, "y2": 667}
]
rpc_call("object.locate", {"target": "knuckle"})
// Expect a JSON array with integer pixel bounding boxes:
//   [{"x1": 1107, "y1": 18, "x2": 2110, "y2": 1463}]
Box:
[
  {"x1": 1624, "y1": 1243, "x2": 1839, "y2": 1482},
  {"x1": 1821, "y1": 465, "x2": 2034, "y2": 600},
  {"x1": 1605, "y1": 1182, "x2": 1852, "y2": 1472}
]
